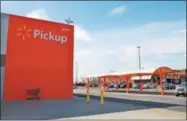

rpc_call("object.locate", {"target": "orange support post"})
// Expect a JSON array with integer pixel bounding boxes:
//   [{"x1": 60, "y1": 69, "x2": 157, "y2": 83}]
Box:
[
  {"x1": 104, "y1": 77, "x2": 106, "y2": 91},
  {"x1": 126, "y1": 75, "x2": 130, "y2": 95},
  {"x1": 159, "y1": 70, "x2": 164, "y2": 96},
  {"x1": 100, "y1": 78, "x2": 104, "y2": 90},
  {"x1": 106, "y1": 83, "x2": 108, "y2": 91},
  {"x1": 115, "y1": 77, "x2": 119, "y2": 90},
  {"x1": 140, "y1": 82, "x2": 143, "y2": 93},
  {"x1": 86, "y1": 77, "x2": 90, "y2": 89},
  {"x1": 124, "y1": 76, "x2": 127, "y2": 94}
]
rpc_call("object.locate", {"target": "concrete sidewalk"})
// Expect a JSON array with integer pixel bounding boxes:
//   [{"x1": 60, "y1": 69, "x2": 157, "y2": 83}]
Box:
[
  {"x1": 61, "y1": 108, "x2": 186, "y2": 119},
  {"x1": 107, "y1": 88, "x2": 176, "y2": 95}
]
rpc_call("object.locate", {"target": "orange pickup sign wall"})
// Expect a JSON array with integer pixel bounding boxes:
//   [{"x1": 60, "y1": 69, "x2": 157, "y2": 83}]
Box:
[{"x1": 3, "y1": 14, "x2": 74, "y2": 101}]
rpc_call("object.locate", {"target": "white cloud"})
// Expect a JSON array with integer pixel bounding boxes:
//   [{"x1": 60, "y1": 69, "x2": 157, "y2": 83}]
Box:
[
  {"x1": 76, "y1": 21, "x2": 186, "y2": 79},
  {"x1": 74, "y1": 25, "x2": 93, "y2": 42},
  {"x1": 25, "y1": 9, "x2": 93, "y2": 42},
  {"x1": 25, "y1": 9, "x2": 50, "y2": 20},
  {"x1": 175, "y1": 28, "x2": 186, "y2": 34},
  {"x1": 24, "y1": 9, "x2": 186, "y2": 81},
  {"x1": 110, "y1": 6, "x2": 127, "y2": 15}
]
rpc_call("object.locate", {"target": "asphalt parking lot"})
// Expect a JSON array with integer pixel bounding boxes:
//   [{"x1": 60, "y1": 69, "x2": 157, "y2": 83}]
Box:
[
  {"x1": 1, "y1": 87, "x2": 186, "y2": 120},
  {"x1": 1, "y1": 95, "x2": 186, "y2": 120},
  {"x1": 74, "y1": 87, "x2": 186, "y2": 105}
]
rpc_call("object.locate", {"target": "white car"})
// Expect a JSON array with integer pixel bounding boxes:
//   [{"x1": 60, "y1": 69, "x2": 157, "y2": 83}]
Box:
[
  {"x1": 143, "y1": 83, "x2": 149, "y2": 89},
  {"x1": 175, "y1": 82, "x2": 187, "y2": 97}
]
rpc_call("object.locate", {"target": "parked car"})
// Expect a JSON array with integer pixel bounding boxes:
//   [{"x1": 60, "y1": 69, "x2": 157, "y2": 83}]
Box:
[
  {"x1": 133, "y1": 83, "x2": 140, "y2": 89},
  {"x1": 89, "y1": 83, "x2": 98, "y2": 87},
  {"x1": 116, "y1": 82, "x2": 121, "y2": 87},
  {"x1": 94, "y1": 84, "x2": 98, "y2": 87},
  {"x1": 114, "y1": 83, "x2": 118, "y2": 88},
  {"x1": 76, "y1": 82, "x2": 86, "y2": 87},
  {"x1": 109, "y1": 83, "x2": 115, "y2": 88},
  {"x1": 164, "y1": 83, "x2": 176, "y2": 90},
  {"x1": 120, "y1": 82, "x2": 132, "y2": 88},
  {"x1": 129, "y1": 83, "x2": 132, "y2": 88},
  {"x1": 73, "y1": 85, "x2": 78, "y2": 89},
  {"x1": 143, "y1": 83, "x2": 149, "y2": 89},
  {"x1": 147, "y1": 83, "x2": 156, "y2": 89},
  {"x1": 115, "y1": 82, "x2": 121, "y2": 88},
  {"x1": 119, "y1": 82, "x2": 126, "y2": 88},
  {"x1": 176, "y1": 82, "x2": 187, "y2": 97},
  {"x1": 138, "y1": 83, "x2": 156, "y2": 89}
]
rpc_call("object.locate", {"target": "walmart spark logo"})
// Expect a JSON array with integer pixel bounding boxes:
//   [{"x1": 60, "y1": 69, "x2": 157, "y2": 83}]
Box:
[{"x1": 17, "y1": 25, "x2": 32, "y2": 40}]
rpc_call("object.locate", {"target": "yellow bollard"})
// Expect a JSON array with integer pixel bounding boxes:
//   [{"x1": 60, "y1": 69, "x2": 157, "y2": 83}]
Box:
[
  {"x1": 100, "y1": 86, "x2": 104, "y2": 105},
  {"x1": 86, "y1": 88, "x2": 90, "y2": 103}
]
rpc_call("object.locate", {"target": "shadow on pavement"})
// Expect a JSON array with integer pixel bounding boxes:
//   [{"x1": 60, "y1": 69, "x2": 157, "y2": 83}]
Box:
[{"x1": 1, "y1": 95, "x2": 182, "y2": 120}]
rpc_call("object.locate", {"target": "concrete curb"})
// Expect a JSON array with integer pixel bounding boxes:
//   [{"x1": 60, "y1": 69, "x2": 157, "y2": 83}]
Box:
[{"x1": 106, "y1": 90, "x2": 175, "y2": 96}]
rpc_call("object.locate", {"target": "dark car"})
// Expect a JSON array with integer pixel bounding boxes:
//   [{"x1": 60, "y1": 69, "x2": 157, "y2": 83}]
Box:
[
  {"x1": 119, "y1": 82, "x2": 126, "y2": 88},
  {"x1": 144, "y1": 83, "x2": 156, "y2": 89},
  {"x1": 120, "y1": 82, "x2": 132, "y2": 88},
  {"x1": 88, "y1": 83, "x2": 98, "y2": 87},
  {"x1": 176, "y1": 82, "x2": 187, "y2": 97},
  {"x1": 73, "y1": 85, "x2": 78, "y2": 89},
  {"x1": 109, "y1": 83, "x2": 115, "y2": 88},
  {"x1": 129, "y1": 83, "x2": 132, "y2": 88},
  {"x1": 76, "y1": 82, "x2": 86, "y2": 87},
  {"x1": 164, "y1": 83, "x2": 176, "y2": 90},
  {"x1": 92, "y1": 83, "x2": 98, "y2": 87},
  {"x1": 94, "y1": 83, "x2": 98, "y2": 87}
]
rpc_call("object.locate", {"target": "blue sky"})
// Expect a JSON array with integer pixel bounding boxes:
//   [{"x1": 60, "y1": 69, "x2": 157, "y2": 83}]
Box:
[
  {"x1": 1, "y1": 1, "x2": 186, "y2": 30},
  {"x1": 1, "y1": 1, "x2": 186, "y2": 80}
]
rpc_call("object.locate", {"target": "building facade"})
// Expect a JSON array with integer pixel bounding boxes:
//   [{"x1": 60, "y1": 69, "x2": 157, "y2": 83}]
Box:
[{"x1": 1, "y1": 13, "x2": 74, "y2": 101}]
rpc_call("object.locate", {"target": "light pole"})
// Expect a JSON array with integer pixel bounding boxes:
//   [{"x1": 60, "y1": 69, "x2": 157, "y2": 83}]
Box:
[
  {"x1": 65, "y1": 17, "x2": 73, "y2": 24},
  {"x1": 65, "y1": 17, "x2": 74, "y2": 83},
  {"x1": 137, "y1": 46, "x2": 141, "y2": 70},
  {"x1": 137, "y1": 46, "x2": 142, "y2": 86},
  {"x1": 76, "y1": 62, "x2": 78, "y2": 83}
]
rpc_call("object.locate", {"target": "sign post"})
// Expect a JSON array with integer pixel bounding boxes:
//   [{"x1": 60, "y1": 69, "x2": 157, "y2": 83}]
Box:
[
  {"x1": 126, "y1": 75, "x2": 130, "y2": 95},
  {"x1": 159, "y1": 70, "x2": 164, "y2": 96},
  {"x1": 140, "y1": 82, "x2": 143, "y2": 93}
]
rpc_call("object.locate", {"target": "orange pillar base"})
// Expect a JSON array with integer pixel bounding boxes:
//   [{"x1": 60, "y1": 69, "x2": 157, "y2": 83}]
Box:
[
  {"x1": 126, "y1": 92, "x2": 129, "y2": 96},
  {"x1": 161, "y1": 89, "x2": 164, "y2": 96}
]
